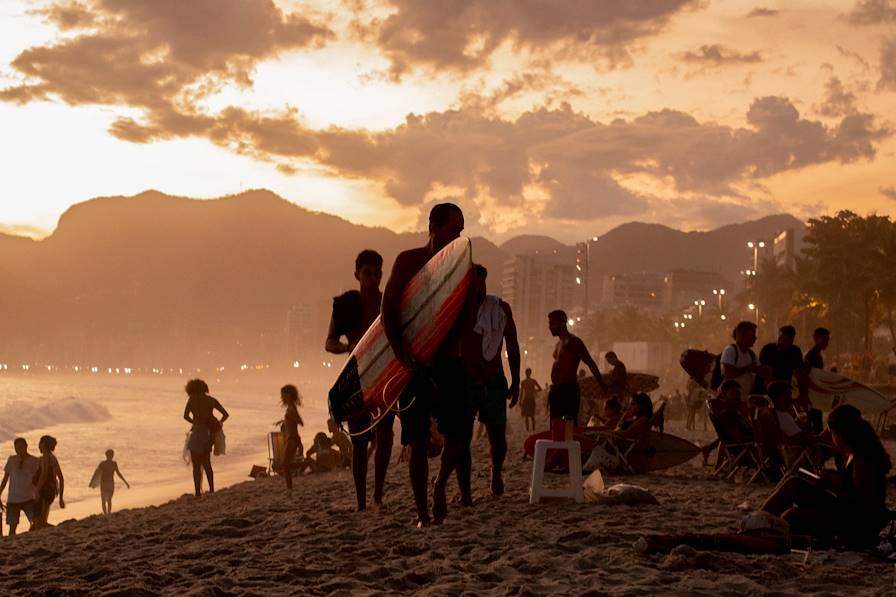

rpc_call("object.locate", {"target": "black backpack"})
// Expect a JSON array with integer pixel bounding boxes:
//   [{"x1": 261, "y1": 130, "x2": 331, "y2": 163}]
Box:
[{"x1": 709, "y1": 344, "x2": 756, "y2": 391}]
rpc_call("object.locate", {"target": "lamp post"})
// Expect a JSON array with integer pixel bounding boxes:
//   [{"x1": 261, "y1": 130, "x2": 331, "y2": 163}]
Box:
[
  {"x1": 576, "y1": 236, "x2": 598, "y2": 318},
  {"x1": 694, "y1": 299, "x2": 706, "y2": 318},
  {"x1": 712, "y1": 288, "x2": 726, "y2": 311},
  {"x1": 748, "y1": 303, "x2": 759, "y2": 325},
  {"x1": 747, "y1": 241, "x2": 766, "y2": 272}
]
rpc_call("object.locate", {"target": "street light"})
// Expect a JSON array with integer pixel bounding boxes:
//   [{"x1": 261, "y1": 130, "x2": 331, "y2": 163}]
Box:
[
  {"x1": 748, "y1": 303, "x2": 759, "y2": 325},
  {"x1": 712, "y1": 288, "x2": 726, "y2": 311},
  {"x1": 747, "y1": 241, "x2": 766, "y2": 272},
  {"x1": 694, "y1": 299, "x2": 706, "y2": 317}
]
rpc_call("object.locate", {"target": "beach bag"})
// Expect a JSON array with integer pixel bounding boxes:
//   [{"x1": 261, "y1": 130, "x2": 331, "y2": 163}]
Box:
[
  {"x1": 213, "y1": 429, "x2": 226, "y2": 456},
  {"x1": 598, "y1": 484, "x2": 659, "y2": 506},
  {"x1": 583, "y1": 444, "x2": 619, "y2": 474},
  {"x1": 583, "y1": 470, "x2": 605, "y2": 502}
]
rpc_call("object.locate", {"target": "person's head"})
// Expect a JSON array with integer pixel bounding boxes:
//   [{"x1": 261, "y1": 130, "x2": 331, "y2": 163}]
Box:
[
  {"x1": 813, "y1": 327, "x2": 831, "y2": 350},
  {"x1": 314, "y1": 431, "x2": 329, "y2": 445},
  {"x1": 827, "y1": 405, "x2": 891, "y2": 473},
  {"x1": 630, "y1": 393, "x2": 654, "y2": 419},
  {"x1": 603, "y1": 398, "x2": 622, "y2": 419},
  {"x1": 605, "y1": 351, "x2": 618, "y2": 366},
  {"x1": 105, "y1": 449, "x2": 114, "y2": 460},
  {"x1": 777, "y1": 325, "x2": 796, "y2": 347},
  {"x1": 767, "y1": 381, "x2": 792, "y2": 410},
  {"x1": 733, "y1": 321, "x2": 758, "y2": 348},
  {"x1": 718, "y1": 379, "x2": 741, "y2": 404},
  {"x1": 327, "y1": 418, "x2": 338, "y2": 433},
  {"x1": 525, "y1": 367, "x2": 532, "y2": 378},
  {"x1": 354, "y1": 250, "x2": 383, "y2": 293},
  {"x1": 13, "y1": 437, "x2": 27, "y2": 456},
  {"x1": 280, "y1": 384, "x2": 301, "y2": 406},
  {"x1": 185, "y1": 378, "x2": 209, "y2": 397},
  {"x1": 548, "y1": 310, "x2": 568, "y2": 337},
  {"x1": 38, "y1": 435, "x2": 57, "y2": 454},
  {"x1": 473, "y1": 263, "x2": 488, "y2": 301},
  {"x1": 428, "y1": 203, "x2": 464, "y2": 251}
]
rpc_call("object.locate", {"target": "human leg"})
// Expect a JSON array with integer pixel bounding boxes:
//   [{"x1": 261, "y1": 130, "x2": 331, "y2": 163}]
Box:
[
  {"x1": 398, "y1": 375, "x2": 432, "y2": 526},
  {"x1": 202, "y1": 451, "x2": 214, "y2": 493},
  {"x1": 283, "y1": 436, "x2": 298, "y2": 490},
  {"x1": 373, "y1": 416, "x2": 394, "y2": 506},
  {"x1": 761, "y1": 476, "x2": 831, "y2": 516},
  {"x1": 190, "y1": 450, "x2": 203, "y2": 495}
]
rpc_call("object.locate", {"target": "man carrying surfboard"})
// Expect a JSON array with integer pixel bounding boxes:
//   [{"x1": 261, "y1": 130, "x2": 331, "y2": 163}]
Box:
[
  {"x1": 547, "y1": 310, "x2": 607, "y2": 427},
  {"x1": 461, "y1": 264, "x2": 521, "y2": 497},
  {"x1": 382, "y1": 202, "x2": 469, "y2": 527},
  {"x1": 325, "y1": 249, "x2": 393, "y2": 512}
]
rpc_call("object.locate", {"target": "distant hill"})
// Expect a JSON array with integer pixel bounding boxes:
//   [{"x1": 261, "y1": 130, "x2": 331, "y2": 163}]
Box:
[{"x1": 0, "y1": 190, "x2": 803, "y2": 367}]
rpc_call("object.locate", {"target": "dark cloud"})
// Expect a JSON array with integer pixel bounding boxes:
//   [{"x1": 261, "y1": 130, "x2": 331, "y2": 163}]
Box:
[
  {"x1": 879, "y1": 36, "x2": 896, "y2": 90},
  {"x1": 881, "y1": 185, "x2": 896, "y2": 200},
  {"x1": 356, "y1": 0, "x2": 700, "y2": 76},
  {"x1": 681, "y1": 44, "x2": 762, "y2": 66},
  {"x1": 848, "y1": 0, "x2": 896, "y2": 24},
  {"x1": 816, "y1": 76, "x2": 858, "y2": 117},
  {"x1": 746, "y1": 7, "x2": 780, "y2": 17},
  {"x1": 1, "y1": 0, "x2": 331, "y2": 106}
]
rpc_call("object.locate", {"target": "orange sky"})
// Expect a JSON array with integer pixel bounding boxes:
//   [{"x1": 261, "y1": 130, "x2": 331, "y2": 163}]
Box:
[{"x1": 1, "y1": 0, "x2": 894, "y2": 240}]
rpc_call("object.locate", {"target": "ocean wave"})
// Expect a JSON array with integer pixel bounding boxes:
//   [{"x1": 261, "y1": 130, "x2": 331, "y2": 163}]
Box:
[{"x1": 0, "y1": 397, "x2": 112, "y2": 442}]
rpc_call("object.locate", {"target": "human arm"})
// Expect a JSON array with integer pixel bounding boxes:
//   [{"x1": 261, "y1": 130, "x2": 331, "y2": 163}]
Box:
[
  {"x1": 382, "y1": 252, "x2": 417, "y2": 369},
  {"x1": 616, "y1": 416, "x2": 650, "y2": 440},
  {"x1": 183, "y1": 400, "x2": 194, "y2": 424},
  {"x1": 721, "y1": 346, "x2": 758, "y2": 378},
  {"x1": 534, "y1": 380, "x2": 543, "y2": 392},
  {"x1": 115, "y1": 464, "x2": 130, "y2": 489},
  {"x1": 502, "y1": 302, "x2": 521, "y2": 408},
  {"x1": 325, "y1": 312, "x2": 351, "y2": 354},
  {"x1": 55, "y1": 458, "x2": 65, "y2": 508},
  {"x1": 0, "y1": 470, "x2": 8, "y2": 509},
  {"x1": 576, "y1": 339, "x2": 607, "y2": 391},
  {"x1": 213, "y1": 399, "x2": 229, "y2": 424}
]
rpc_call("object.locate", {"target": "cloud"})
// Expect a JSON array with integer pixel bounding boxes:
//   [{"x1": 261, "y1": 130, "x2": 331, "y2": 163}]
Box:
[
  {"x1": 816, "y1": 76, "x2": 858, "y2": 117},
  {"x1": 848, "y1": 0, "x2": 896, "y2": 25},
  {"x1": 355, "y1": 0, "x2": 700, "y2": 76},
  {"x1": 680, "y1": 44, "x2": 762, "y2": 66},
  {"x1": 746, "y1": 7, "x2": 780, "y2": 17},
  {"x1": 879, "y1": 36, "x2": 896, "y2": 90},
  {"x1": 881, "y1": 185, "x2": 896, "y2": 200},
  {"x1": 1, "y1": 0, "x2": 332, "y2": 106}
]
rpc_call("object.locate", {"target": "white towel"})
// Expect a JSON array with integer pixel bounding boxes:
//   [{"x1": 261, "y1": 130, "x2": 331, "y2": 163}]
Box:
[{"x1": 475, "y1": 295, "x2": 506, "y2": 361}]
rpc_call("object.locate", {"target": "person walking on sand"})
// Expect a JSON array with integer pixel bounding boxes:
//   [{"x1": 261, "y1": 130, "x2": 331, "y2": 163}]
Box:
[
  {"x1": 325, "y1": 249, "x2": 394, "y2": 511},
  {"x1": 460, "y1": 264, "x2": 520, "y2": 497},
  {"x1": 547, "y1": 310, "x2": 606, "y2": 428},
  {"x1": 520, "y1": 369, "x2": 542, "y2": 432},
  {"x1": 382, "y1": 202, "x2": 468, "y2": 527},
  {"x1": 93, "y1": 449, "x2": 130, "y2": 514},
  {"x1": 279, "y1": 384, "x2": 304, "y2": 490},
  {"x1": 31, "y1": 435, "x2": 64, "y2": 530},
  {"x1": 183, "y1": 379, "x2": 229, "y2": 496},
  {"x1": 1, "y1": 438, "x2": 40, "y2": 536}
]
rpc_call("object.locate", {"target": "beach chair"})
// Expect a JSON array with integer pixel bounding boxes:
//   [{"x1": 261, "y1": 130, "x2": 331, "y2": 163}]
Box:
[
  {"x1": 750, "y1": 407, "x2": 817, "y2": 483},
  {"x1": 593, "y1": 401, "x2": 667, "y2": 475},
  {"x1": 268, "y1": 431, "x2": 287, "y2": 474},
  {"x1": 705, "y1": 401, "x2": 759, "y2": 480}
]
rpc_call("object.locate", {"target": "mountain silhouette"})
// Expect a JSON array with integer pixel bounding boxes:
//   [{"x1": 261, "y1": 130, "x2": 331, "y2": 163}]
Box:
[{"x1": 0, "y1": 190, "x2": 802, "y2": 368}]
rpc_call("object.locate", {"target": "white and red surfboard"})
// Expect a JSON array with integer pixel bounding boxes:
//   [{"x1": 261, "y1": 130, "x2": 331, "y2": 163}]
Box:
[{"x1": 328, "y1": 237, "x2": 473, "y2": 423}]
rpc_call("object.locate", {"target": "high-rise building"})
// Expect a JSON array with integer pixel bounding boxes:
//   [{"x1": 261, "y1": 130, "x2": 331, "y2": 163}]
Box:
[
  {"x1": 773, "y1": 228, "x2": 797, "y2": 270},
  {"x1": 600, "y1": 272, "x2": 665, "y2": 312},
  {"x1": 663, "y1": 269, "x2": 729, "y2": 312}
]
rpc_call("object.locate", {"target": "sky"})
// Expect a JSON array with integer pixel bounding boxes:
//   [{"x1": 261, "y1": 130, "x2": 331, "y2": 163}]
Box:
[{"x1": 1, "y1": 0, "x2": 895, "y2": 241}]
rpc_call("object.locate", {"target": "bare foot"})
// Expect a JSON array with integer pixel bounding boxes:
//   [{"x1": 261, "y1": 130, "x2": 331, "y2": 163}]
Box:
[{"x1": 432, "y1": 486, "x2": 448, "y2": 525}]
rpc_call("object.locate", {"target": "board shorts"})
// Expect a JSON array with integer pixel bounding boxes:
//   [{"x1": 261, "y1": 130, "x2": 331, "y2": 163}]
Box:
[
  {"x1": 347, "y1": 410, "x2": 396, "y2": 445},
  {"x1": 520, "y1": 396, "x2": 535, "y2": 417},
  {"x1": 399, "y1": 357, "x2": 474, "y2": 445},
  {"x1": 5, "y1": 500, "x2": 35, "y2": 526},
  {"x1": 468, "y1": 374, "x2": 509, "y2": 426},
  {"x1": 548, "y1": 383, "x2": 581, "y2": 425},
  {"x1": 101, "y1": 481, "x2": 114, "y2": 499}
]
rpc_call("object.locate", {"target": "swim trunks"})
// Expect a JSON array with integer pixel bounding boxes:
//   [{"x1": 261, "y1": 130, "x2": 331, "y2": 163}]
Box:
[
  {"x1": 468, "y1": 374, "x2": 509, "y2": 426},
  {"x1": 548, "y1": 383, "x2": 581, "y2": 425}
]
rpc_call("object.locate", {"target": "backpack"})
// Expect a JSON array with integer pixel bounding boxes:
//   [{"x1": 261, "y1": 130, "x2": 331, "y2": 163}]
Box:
[{"x1": 709, "y1": 344, "x2": 756, "y2": 391}]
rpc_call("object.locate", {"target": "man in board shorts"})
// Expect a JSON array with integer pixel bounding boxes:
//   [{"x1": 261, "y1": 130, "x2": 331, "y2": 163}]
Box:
[{"x1": 547, "y1": 310, "x2": 606, "y2": 427}]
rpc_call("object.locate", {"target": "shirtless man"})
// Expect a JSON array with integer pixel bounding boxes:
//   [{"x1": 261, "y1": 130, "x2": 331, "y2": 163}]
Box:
[
  {"x1": 382, "y1": 203, "x2": 467, "y2": 526},
  {"x1": 460, "y1": 265, "x2": 520, "y2": 496},
  {"x1": 325, "y1": 249, "x2": 393, "y2": 511},
  {"x1": 547, "y1": 310, "x2": 606, "y2": 426},
  {"x1": 94, "y1": 449, "x2": 129, "y2": 514}
]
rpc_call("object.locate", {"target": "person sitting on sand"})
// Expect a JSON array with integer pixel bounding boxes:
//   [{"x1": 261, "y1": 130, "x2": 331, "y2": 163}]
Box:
[
  {"x1": 31, "y1": 435, "x2": 64, "y2": 530},
  {"x1": 93, "y1": 449, "x2": 129, "y2": 514},
  {"x1": 279, "y1": 385, "x2": 305, "y2": 490},
  {"x1": 519, "y1": 368, "x2": 542, "y2": 432},
  {"x1": 306, "y1": 432, "x2": 339, "y2": 474},
  {"x1": 1, "y1": 438, "x2": 40, "y2": 536},
  {"x1": 327, "y1": 418, "x2": 353, "y2": 470},
  {"x1": 183, "y1": 379, "x2": 229, "y2": 496},
  {"x1": 760, "y1": 405, "x2": 890, "y2": 547}
]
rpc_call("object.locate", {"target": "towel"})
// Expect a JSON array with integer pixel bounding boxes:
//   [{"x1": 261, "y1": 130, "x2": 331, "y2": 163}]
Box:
[{"x1": 474, "y1": 295, "x2": 506, "y2": 361}]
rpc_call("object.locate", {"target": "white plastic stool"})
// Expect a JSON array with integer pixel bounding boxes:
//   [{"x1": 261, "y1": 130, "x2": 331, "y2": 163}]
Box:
[{"x1": 529, "y1": 440, "x2": 584, "y2": 504}]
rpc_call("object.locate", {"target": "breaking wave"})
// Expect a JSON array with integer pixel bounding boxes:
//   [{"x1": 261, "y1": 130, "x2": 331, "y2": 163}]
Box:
[{"x1": 0, "y1": 397, "x2": 112, "y2": 442}]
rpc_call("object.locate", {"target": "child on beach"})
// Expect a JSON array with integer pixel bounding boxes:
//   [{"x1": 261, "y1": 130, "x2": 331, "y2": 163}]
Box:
[
  {"x1": 31, "y1": 435, "x2": 64, "y2": 530},
  {"x1": 279, "y1": 384, "x2": 305, "y2": 490},
  {"x1": 91, "y1": 449, "x2": 130, "y2": 514},
  {"x1": 306, "y1": 432, "x2": 339, "y2": 473},
  {"x1": 519, "y1": 368, "x2": 542, "y2": 431},
  {"x1": 327, "y1": 418, "x2": 353, "y2": 469}
]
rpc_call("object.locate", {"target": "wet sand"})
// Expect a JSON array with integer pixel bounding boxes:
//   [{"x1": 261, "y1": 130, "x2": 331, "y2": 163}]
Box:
[{"x1": 1, "y1": 420, "x2": 894, "y2": 596}]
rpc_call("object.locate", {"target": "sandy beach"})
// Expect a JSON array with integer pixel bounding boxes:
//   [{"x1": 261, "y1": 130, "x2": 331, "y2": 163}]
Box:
[{"x1": 1, "y1": 420, "x2": 894, "y2": 596}]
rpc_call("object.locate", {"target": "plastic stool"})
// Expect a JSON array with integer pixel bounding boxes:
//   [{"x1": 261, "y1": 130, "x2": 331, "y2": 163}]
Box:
[{"x1": 529, "y1": 440, "x2": 584, "y2": 504}]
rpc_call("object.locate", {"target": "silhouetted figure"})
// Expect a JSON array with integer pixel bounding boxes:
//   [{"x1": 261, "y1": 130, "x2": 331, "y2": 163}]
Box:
[
  {"x1": 519, "y1": 369, "x2": 542, "y2": 432},
  {"x1": 460, "y1": 264, "x2": 520, "y2": 497},
  {"x1": 721, "y1": 321, "x2": 765, "y2": 403},
  {"x1": 31, "y1": 435, "x2": 64, "y2": 530},
  {"x1": 805, "y1": 327, "x2": 831, "y2": 371},
  {"x1": 760, "y1": 325, "x2": 808, "y2": 406},
  {"x1": 547, "y1": 310, "x2": 606, "y2": 427},
  {"x1": 279, "y1": 384, "x2": 304, "y2": 491},
  {"x1": 93, "y1": 449, "x2": 129, "y2": 514},
  {"x1": 0, "y1": 438, "x2": 40, "y2": 536},
  {"x1": 381, "y1": 202, "x2": 466, "y2": 527},
  {"x1": 183, "y1": 379, "x2": 229, "y2": 496},
  {"x1": 326, "y1": 249, "x2": 394, "y2": 511},
  {"x1": 605, "y1": 351, "x2": 628, "y2": 398}
]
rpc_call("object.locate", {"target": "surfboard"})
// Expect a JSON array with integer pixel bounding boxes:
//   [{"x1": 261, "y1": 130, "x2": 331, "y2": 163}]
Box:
[
  {"x1": 328, "y1": 237, "x2": 473, "y2": 423},
  {"x1": 807, "y1": 368, "x2": 894, "y2": 415},
  {"x1": 88, "y1": 467, "x2": 101, "y2": 489},
  {"x1": 523, "y1": 428, "x2": 699, "y2": 473},
  {"x1": 578, "y1": 372, "x2": 660, "y2": 423}
]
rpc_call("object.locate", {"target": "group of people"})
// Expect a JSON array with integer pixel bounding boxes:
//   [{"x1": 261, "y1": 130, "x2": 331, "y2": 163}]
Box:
[{"x1": 0, "y1": 436, "x2": 64, "y2": 536}]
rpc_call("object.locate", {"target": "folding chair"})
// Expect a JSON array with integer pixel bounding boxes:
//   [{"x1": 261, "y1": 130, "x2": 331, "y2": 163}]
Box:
[
  {"x1": 705, "y1": 401, "x2": 759, "y2": 480},
  {"x1": 592, "y1": 401, "x2": 667, "y2": 475},
  {"x1": 268, "y1": 431, "x2": 286, "y2": 475}
]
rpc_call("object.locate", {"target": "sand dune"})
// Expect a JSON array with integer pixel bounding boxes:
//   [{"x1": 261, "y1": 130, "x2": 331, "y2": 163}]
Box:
[{"x1": 1, "y1": 421, "x2": 894, "y2": 596}]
